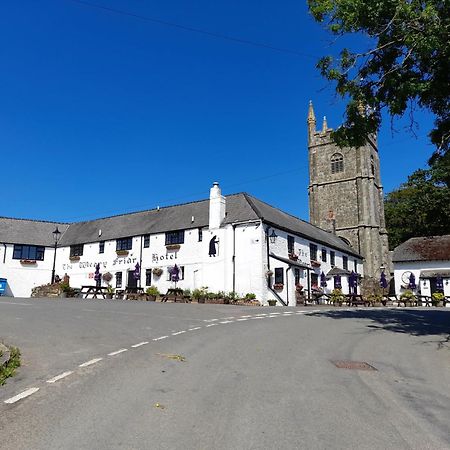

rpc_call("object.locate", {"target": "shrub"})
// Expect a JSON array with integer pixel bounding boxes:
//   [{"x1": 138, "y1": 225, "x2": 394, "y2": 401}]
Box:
[
  {"x1": 183, "y1": 289, "x2": 191, "y2": 297},
  {"x1": 330, "y1": 289, "x2": 345, "y2": 305},
  {"x1": 432, "y1": 292, "x2": 444, "y2": 305},
  {"x1": 146, "y1": 285, "x2": 160, "y2": 297},
  {"x1": 245, "y1": 293, "x2": 256, "y2": 300}
]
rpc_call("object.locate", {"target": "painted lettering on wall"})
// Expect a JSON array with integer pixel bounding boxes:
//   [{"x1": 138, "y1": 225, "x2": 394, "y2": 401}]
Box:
[{"x1": 152, "y1": 252, "x2": 178, "y2": 263}]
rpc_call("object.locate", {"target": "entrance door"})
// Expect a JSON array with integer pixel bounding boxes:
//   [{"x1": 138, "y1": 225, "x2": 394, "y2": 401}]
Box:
[
  {"x1": 127, "y1": 271, "x2": 138, "y2": 289},
  {"x1": 429, "y1": 277, "x2": 438, "y2": 294}
]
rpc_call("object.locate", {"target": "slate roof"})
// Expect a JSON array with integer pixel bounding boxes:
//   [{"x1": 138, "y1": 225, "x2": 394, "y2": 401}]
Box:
[
  {"x1": 0, "y1": 217, "x2": 69, "y2": 247},
  {"x1": 0, "y1": 192, "x2": 361, "y2": 257},
  {"x1": 392, "y1": 235, "x2": 450, "y2": 262}
]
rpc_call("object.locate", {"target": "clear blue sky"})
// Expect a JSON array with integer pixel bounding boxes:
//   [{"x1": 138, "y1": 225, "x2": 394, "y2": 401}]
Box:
[{"x1": 0, "y1": 0, "x2": 435, "y2": 223}]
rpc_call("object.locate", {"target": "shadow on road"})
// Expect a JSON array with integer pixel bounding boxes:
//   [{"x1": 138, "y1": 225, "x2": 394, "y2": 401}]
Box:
[{"x1": 309, "y1": 308, "x2": 450, "y2": 338}]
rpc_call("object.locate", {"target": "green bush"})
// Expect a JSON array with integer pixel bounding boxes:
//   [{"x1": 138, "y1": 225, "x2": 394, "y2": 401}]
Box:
[
  {"x1": 330, "y1": 289, "x2": 345, "y2": 305},
  {"x1": 245, "y1": 293, "x2": 256, "y2": 300},
  {"x1": 183, "y1": 289, "x2": 191, "y2": 297},
  {"x1": 0, "y1": 346, "x2": 21, "y2": 386},
  {"x1": 432, "y1": 292, "x2": 444, "y2": 305},
  {"x1": 145, "y1": 285, "x2": 160, "y2": 297}
]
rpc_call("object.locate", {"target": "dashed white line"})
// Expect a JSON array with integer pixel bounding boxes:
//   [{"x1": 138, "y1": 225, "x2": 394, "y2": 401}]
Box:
[
  {"x1": 255, "y1": 313, "x2": 268, "y2": 316},
  {"x1": 108, "y1": 349, "x2": 128, "y2": 356},
  {"x1": 46, "y1": 371, "x2": 73, "y2": 384},
  {"x1": 250, "y1": 316, "x2": 264, "y2": 320},
  {"x1": 79, "y1": 358, "x2": 103, "y2": 367},
  {"x1": 206, "y1": 323, "x2": 218, "y2": 327},
  {"x1": 270, "y1": 312, "x2": 281, "y2": 315},
  {"x1": 172, "y1": 331, "x2": 186, "y2": 336},
  {"x1": 223, "y1": 317, "x2": 235, "y2": 320},
  {"x1": 241, "y1": 315, "x2": 252, "y2": 318},
  {"x1": 4, "y1": 387, "x2": 40, "y2": 404},
  {"x1": 153, "y1": 336, "x2": 168, "y2": 341},
  {"x1": 131, "y1": 341, "x2": 149, "y2": 348},
  {"x1": 219, "y1": 320, "x2": 234, "y2": 324},
  {"x1": 203, "y1": 318, "x2": 219, "y2": 322},
  {"x1": 188, "y1": 326, "x2": 202, "y2": 331},
  {"x1": 237, "y1": 318, "x2": 248, "y2": 321}
]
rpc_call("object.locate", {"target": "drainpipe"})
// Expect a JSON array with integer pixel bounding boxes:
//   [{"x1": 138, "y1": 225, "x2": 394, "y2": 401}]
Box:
[
  {"x1": 2, "y1": 243, "x2": 6, "y2": 264},
  {"x1": 306, "y1": 268, "x2": 311, "y2": 301},
  {"x1": 139, "y1": 236, "x2": 143, "y2": 288},
  {"x1": 286, "y1": 266, "x2": 291, "y2": 306},
  {"x1": 232, "y1": 225, "x2": 236, "y2": 294}
]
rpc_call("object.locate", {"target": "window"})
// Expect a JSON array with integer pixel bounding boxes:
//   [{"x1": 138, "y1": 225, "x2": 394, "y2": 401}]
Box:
[
  {"x1": 330, "y1": 251, "x2": 335, "y2": 267},
  {"x1": 99, "y1": 241, "x2": 105, "y2": 254},
  {"x1": 198, "y1": 228, "x2": 203, "y2": 242},
  {"x1": 70, "y1": 244, "x2": 84, "y2": 257},
  {"x1": 321, "y1": 248, "x2": 327, "y2": 262},
  {"x1": 143, "y1": 234, "x2": 150, "y2": 248},
  {"x1": 343, "y1": 256, "x2": 348, "y2": 271},
  {"x1": 115, "y1": 272, "x2": 122, "y2": 288},
  {"x1": 354, "y1": 259, "x2": 358, "y2": 271},
  {"x1": 13, "y1": 245, "x2": 45, "y2": 261},
  {"x1": 331, "y1": 153, "x2": 344, "y2": 174},
  {"x1": 145, "y1": 269, "x2": 152, "y2": 286},
  {"x1": 287, "y1": 235, "x2": 295, "y2": 254},
  {"x1": 116, "y1": 237, "x2": 132, "y2": 251},
  {"x1": 294, "y1": 268, "x2": 301, "y2": 285},
  {"x1": 371, "y1": 155, "x2": 375, "y2": 176},
  {"x1": 311, "y1": 273, "x2": 319, "y2": 288},
  {"x1": 310, "y1": 243, "x2": 318, "y2": 261},
  {"x1": 165, "y1": 230, "x2": 185, "y2": 245},
  {"x1": 274, "y1": 268, "x2": 284, "y2": 285}
]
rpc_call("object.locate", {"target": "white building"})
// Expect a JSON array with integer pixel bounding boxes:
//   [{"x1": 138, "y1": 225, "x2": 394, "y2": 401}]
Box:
[
  {"x1": 393, "y1": 235, "x2": 450, "y2": 298},
  {"x1": 0, "y1": 183, "x2": 363, "y2": 304}
]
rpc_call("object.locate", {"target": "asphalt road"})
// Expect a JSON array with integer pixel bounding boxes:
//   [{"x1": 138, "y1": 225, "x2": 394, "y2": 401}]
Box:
[{"x1": 1, "y1": 297, "x2": 450, "y2": 449}]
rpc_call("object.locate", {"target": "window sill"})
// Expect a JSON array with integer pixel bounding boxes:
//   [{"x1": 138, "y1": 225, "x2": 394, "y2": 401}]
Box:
[
  {"x1": 273, "y1": 283, "x2": 284, "y2": 291},
  {"x1": 310, "y1": 260, "x2": 321, "y2": 267},
  {"x1": 69, "y1": 256, "x2": 81, "y2": 261},
  {"x1": 116, "y1": 250, "x2": 129, "y2": 256},
  {"x1": 165, "y1": 244, "x2": 181, "y2": 251},
  {"x1": 20, "y1": 259, "x2": 37, "y2": 265}
]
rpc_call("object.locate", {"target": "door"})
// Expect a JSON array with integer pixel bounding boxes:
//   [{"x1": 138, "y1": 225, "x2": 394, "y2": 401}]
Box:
[
  {"x1": 429, "y1": 277, "x2": 437, "y2": 295},
  {"x1": 127, "y1": 271, "x2": 138, "y2": 289}
]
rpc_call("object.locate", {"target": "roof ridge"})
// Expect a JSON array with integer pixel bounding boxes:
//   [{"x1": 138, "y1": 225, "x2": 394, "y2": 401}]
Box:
[{"x1": 0, "y1": 216, "x2": 69, "y2": 225}]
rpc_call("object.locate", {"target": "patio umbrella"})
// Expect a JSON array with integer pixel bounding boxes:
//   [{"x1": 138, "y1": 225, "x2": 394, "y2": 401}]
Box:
[
  {"x1": 409, "y1": 273, "x2": 416, "y2": 290},
  {"x1": 333, "y1": 274, "x2": 342, "y2": 290},
  {"x1": 349, "y1": 271, "x2": 358, "y2": 294},
  {"x1": 380, "y1": 271, "x2": 388, "y2": 289},
  {"x1": 436, "y1": 276, "x2": 444, "y2": 292},
  {"x1": 170, "y1": 265, "x2": 180, "y2": 287},
  {"x1": 94, "y1": 263, "x2": 101, "y2": 287},
  {"x1": 133, "y1": 263, "x2": 141, "y2": 281},
  {"x1": 320, "y1": 272, "x2": 327, "y2": 288}
]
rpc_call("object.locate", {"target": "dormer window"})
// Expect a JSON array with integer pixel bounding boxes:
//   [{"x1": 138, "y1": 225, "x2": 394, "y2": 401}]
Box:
[{"x1": 331, "y1": 153, "x2": 344, "y2": 174}]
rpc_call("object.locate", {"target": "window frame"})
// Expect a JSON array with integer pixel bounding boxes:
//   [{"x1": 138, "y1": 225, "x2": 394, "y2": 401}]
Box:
[
  {"x1": 70, "y1": 244, "x2": 84, "y2": 257},
  {"x1": 145, "y1": 269, "x2": 152, "y2": 286},
  {"x1": 321, "y1": 248, "x2": 327, "y2": 263},
  {"x1": 115, "y1": 272, "x2": 122, "y2": 288},
  {"x1": 309, "y1": 243, "x2": 318, "y2": 261},
  {"x1": 116, "y1": 237, "x2": 133, "y2": 251},
  {"x1": 99, "y1": 241, "x2": 105, "y2": 254},
  {"x1": 331, "y1": 153, "x2": 344, "y2": 174},
  {"x1": 143, "y1": 234, "x2": 150, "y2": 248},
  {"x1": 198, "y1": 228, "x2": 203, "y2": 242},
  {"x1": 13, "y1": 244, "x2": 45, "y2": 261},
  {"x1": 330, "y1": 251, "x2": 336, "y2": 267},
  {"x1": 274, "y1": 267, "x2": 284, "y2": 285},
  {"x1": 343, "y1": 256, "x2": 348, "y2": 271},
  {"x1": 165, "y1": 230, "x2": 185, "y2": 245},
  {"x1": 287, "y1": 235, "x2": 295, "y2": 254}
]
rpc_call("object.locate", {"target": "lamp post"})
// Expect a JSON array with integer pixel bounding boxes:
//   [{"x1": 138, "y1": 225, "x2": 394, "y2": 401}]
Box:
[{"x1": 51, "y1": 226, "x2": 61, "y2": 284}]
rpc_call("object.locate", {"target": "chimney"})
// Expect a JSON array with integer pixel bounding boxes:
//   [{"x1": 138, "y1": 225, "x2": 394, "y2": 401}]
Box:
[{"x1": 209, "y1": 182, "x2": 226, "y2": 230}]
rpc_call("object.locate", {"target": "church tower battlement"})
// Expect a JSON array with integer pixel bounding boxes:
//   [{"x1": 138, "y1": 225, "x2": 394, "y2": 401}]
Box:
[{"x1": 307, "y1": 101, "x2": 390, "y2": 278}]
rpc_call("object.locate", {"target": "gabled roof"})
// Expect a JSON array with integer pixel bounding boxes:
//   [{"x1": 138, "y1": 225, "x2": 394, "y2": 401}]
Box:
[
  {"x1": 393, "y1": 235, "x2": 450, "y2": 262},
  {"x1": 0, "y1": 217, "x2": 69, "y2": 247},
  {"x1": 0, "y1": 192, "x2": 361, "y2": 257}
]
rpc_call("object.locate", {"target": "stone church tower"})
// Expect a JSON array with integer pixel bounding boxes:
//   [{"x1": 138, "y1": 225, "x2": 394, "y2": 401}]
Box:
[{"x1": 307, "y1": 101, "x2": 390, "y2": 278}]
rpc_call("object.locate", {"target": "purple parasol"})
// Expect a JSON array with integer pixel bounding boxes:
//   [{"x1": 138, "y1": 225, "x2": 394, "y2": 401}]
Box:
[
  {"x1": 94, "y1": 263, "x2": 101, "y2": 287},
  {"x1": 436, "y1": 275, "x2": 444, "y2": 292},
  {"x1": 133, "y1": 263, "x2": 141, "y2": 280},
  {"x1": 380, "y1": 271, "x2": 388, "y2": 289},
  {"x1": 334, "y1": 275, "x2": 342, "y2": 290},
  {"x1": 320, "y1": 272, "x2": 327, "y2": 288},
  {"x1": 409, "y1": 273, "x2": 416, "y2": 290},
  {"x1": 349, "y1": 271, "x2": 358, "y2": 294}
]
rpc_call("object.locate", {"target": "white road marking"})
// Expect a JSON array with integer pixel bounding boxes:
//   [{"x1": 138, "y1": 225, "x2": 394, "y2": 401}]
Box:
[
  {"x1": 172, "y1": 331, "x2": 186, "y2": 335},
  {"x1": 223, "y1": 317, "x2": 235, "y2": 320},
  {"x1": 79, "y1": 358, "x2": 103, "y2": 367},
  {"x1": 237, "y1": 318, "x2": 248, "y2": 321},
  {"x1": 153, "y1": 336, "x2": 168, "y2": 341},
  {"x1": 4, "y1": 387, "x2": 40, "y2": 404},
  {"x1": 131, "y1": 341, "x2": 149, "y2": 348},
  {"x1": 46, "y1": 371, "x2": 73, "y2": 384},
  {"x1": 0, "y1": 301, "x2": 32, "y2": 306},
  {"x1": 283, "y1": 311, "x2": 294, "y2": 314},
  {"x1": 206, "y1": 323, "x2": 218, "y2": 327},
  {"x1": 203, "y1": 318, "x2": 219, "y2": 322},
  {"x1": 250, "y1": 316, "x2": 264, "y2": 320},
  {"x1": 108, "y1": 348, "x2": 128, "y2": 356},
  {"x1": 255, "y1": 313, "x2": 268, "y2": 316},
  {"x1": 188, "y1": 326, "x2": 202, "y2": 331},
  {"x1": 270, "y1": 312, "x2": 281, "y2": 315},
  {"x1": 241, "y1": 315, "x2": 252, "y2": 318},
  {"x1": 219, "y1": 320, "x2": 233, "y2": 324}
]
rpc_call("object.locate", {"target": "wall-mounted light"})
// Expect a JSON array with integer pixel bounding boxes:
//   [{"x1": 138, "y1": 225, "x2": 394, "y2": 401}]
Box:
[{"x1": 269, "y1": 229, "x2": 277, "y2": 244}]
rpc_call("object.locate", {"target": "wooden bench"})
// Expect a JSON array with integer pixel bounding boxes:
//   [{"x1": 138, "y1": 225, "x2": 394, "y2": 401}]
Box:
[
  {"x1": 80, "y1": 285, "x2": 109, "y2": 299},
  {"x1": 161, "y1": 288, "x2": 188, "y2": 303},
  {"x1": 346, "y1": 294, "x2": 369, "y2": 307}
]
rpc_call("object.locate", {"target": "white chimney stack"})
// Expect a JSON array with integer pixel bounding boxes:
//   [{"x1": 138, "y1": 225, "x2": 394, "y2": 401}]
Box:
[{"x1": 209, "y1": 182, "x2": 226, "y2": 230}]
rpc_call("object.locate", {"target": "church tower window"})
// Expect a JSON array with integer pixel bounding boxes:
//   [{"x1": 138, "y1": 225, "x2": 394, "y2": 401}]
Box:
[{"x1": 331, "y1": 153, "x2": 344, "y2": 174}]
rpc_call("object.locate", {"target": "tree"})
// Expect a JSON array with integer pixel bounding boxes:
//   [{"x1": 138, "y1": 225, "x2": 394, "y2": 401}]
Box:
[
  {"x1": 308, "y1": 0, "x2": 450, "y2": 159},
  {"x1": 384, "y1": 153, "x2": 450, "y2": 249}
]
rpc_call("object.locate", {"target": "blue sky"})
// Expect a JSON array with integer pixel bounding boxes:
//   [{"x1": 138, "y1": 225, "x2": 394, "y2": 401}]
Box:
[{"x1": 0, "y1": 0, "x2": 435, "y2": 223}]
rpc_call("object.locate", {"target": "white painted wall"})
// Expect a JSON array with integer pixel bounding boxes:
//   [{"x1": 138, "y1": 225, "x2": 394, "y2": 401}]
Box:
[{"x1": 394, "y1": 260, "x2": 450, "y2": 298}]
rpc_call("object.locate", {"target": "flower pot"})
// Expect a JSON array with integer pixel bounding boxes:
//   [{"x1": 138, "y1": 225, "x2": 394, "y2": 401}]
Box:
[
  {"x1": 106, "y1": 293, "x2": 113, "y2": 300},
  {"x1": 268, "y1": 300, "x2": 277, "y2": 306},
  {"x1": 197, "y1": 297, "x2": 205, "y2": 304}
]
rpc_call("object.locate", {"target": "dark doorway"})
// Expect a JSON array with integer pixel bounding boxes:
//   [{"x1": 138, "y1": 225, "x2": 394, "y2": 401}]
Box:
[
  {"x1": 429, "y1": 277, "x2": 438, "y2": 294},
  {"x1": 127, "y1": 271, "x2": 138, "y2": 289}
]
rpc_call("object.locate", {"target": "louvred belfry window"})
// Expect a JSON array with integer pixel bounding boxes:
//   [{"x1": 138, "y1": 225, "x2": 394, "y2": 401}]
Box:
[{"x1": 331, "y1": 153, "x2": 344, "y2": 174}]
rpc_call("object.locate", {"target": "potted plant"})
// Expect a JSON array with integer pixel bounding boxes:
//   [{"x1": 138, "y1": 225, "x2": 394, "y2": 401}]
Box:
[
  {"x1": 431, "y1": 292, "x2": 444, "y2": 307},
  {"x1": 102, "y1": 272, "x2": 113, "y2": 283},
  {"x1": 165, "y1": 244, "x2": 181, "y2": 251},
  {"x1": 289, "y1": 253, "x2": 299, "y2": 261},
  {"x1": 69, "y1": 255, "x2": 80, "y2": 261},
  {"x1": 145, "y1": 285, "x2": 159, "y2": 301},
  {"x1": 192, "y1": 288, "x2": 205, "y2": 303},
  {"x1": 273, "y1": 283, "x2": 284, "y2": 291},
  {"x1": 59, "y1": 282, "x2": 74, "y2": 298},
  {"x1": 267, "y1": 299, "x2": 277, "y2": 306},
  {"x1": 367, "y1": 293, "x2": 382, "y2": 307},
  {"x1": 152, "y1": 267, "x2": 163, "y2": 277},
  {"x1": 399, "y1": 289, "x2": 416, "y2": 307},
  {"x1": 116, "y1": 250, "x2": 129, "y2": 256},
  {"x1": 330, "y1": 288, "x2": 345, "y2": 306},
  {"x1": 106, "y1": 284, "x2": 115, "y2": 299}
]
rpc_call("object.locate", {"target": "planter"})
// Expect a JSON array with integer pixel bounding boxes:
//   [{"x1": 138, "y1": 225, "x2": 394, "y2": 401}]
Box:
[
  {"x1": 59, "y1": 292, "x2": 67, "y2": 298},
  {"x1": 311, "y1": 260, "x2": 321, "y2": 267},
  {"x1": 165, "y1": 244, "x2": 181, "y2": 251},
  {"x1": 273, "y1": 284, "x2": 284, "y2": 291},
  {"x1": 268, "y1": 300, "x2": 277, "y2": 306},
  {"x1": 69, "y1": 256, "x2": 80, "y2": 261},
  {"x1": 288, "y1": 253, "x2": 298, "y2": 261},
  {"x1": 106, "y1": 293, "x2": 113, "y2": 300},
  {"x1": 197, "y1": 297, "x2": 206, "y2": 304},
  {"x1": 20, "y1": 259, "x2": 36, "y2": 265},
  {"x1": 146, "y1": 295, "x2": 156, "y2": 302},
  {"x1": 116, "y1": 250, "x2": 129, "y2": 256}
]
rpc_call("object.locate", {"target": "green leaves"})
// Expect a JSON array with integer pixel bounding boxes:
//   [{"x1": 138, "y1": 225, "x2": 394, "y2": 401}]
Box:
[{"x1": 307, "y1": 0, "x2": 450, "y2": 157}]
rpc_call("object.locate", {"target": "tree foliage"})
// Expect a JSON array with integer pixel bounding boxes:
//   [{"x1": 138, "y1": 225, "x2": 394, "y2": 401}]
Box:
[
  {"x1": 308, "y1": 0, "x2": 450, "y2": 158},
  {"x1": 384, "y1": 153, "x2": 450, "y2": 249}
]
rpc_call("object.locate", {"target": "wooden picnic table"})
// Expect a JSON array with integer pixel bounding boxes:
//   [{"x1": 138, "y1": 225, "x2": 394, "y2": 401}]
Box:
[
  {"x1": 80, "y1": 285, "x2": 109, "y2": 299},
  {"x1": 161, "y1": 288, "x2": 189, "y2": 303}
]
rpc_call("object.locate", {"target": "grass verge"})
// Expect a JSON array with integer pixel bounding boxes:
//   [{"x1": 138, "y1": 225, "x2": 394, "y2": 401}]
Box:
[{"x1": 0, "y1": 346, "x2": 21, "y2": 386}]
